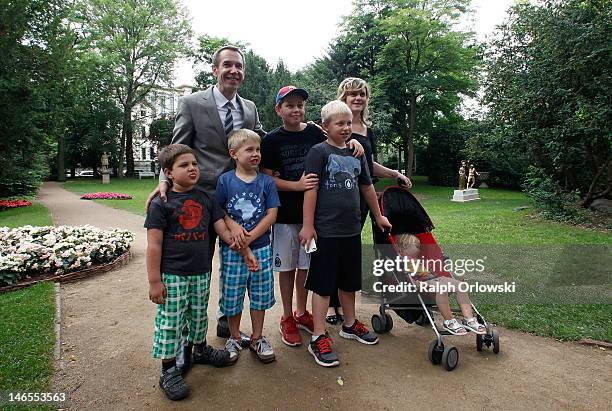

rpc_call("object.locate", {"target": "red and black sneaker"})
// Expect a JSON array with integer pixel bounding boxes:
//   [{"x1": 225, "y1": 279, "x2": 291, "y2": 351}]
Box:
[
  {"x1": 279, "y1": 316, "x2": 301, "y2": 347},
  {"x1": 339, "y1": 319, "x2": 379, "y2": 345},
  {"x1": 308, "y1": 335, "x2": 340, "y2": 367}
]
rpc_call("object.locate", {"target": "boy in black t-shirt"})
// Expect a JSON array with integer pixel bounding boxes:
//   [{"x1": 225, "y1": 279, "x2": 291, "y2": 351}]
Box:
[
  {"x1": 300, "y1": 100, "x2": 392, "y2": 367},
  {"x1": 145, "y1": 144, "x2": 255, "y2": 401},
  {"x1": 260, "y1": 86, "x2": 364, "y2": 348}
]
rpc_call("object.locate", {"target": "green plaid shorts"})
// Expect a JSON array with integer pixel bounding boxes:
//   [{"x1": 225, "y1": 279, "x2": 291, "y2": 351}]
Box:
[{"x1": 152, "y1": 272, "x2": 211, "y2": 359}]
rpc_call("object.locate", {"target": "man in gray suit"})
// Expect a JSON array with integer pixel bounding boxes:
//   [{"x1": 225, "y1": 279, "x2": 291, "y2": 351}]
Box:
[{"x1": 146, "y1": 45, "x2": 263, "y2": 371}]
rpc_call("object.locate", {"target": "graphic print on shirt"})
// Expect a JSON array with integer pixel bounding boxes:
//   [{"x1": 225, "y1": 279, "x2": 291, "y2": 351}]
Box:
[
  {"x1": 325, "y1": 154, "x2": 361, "y2": 189},
  {"x1": 171, "y1": 198, "x2": 207, "y2": 241},
  {"x1": 227, "y1": 192, "x2": 265, "y2": 231}
]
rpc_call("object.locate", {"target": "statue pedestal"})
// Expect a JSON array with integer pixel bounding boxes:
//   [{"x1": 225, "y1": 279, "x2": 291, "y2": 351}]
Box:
[
  {"x1": 451, "y1": 188, "x2": 480, "y2": 202},
  {"x1": 101, "y1": 172, "x2": 110, "y2": 184}
]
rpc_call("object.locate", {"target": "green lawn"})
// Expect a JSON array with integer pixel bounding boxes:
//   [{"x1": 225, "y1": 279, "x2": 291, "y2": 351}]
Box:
[
  {"x1": 0, "y1": 202, "x2": 55, "y2": 406},
  {"x1": 63, "y1": 178, "x2": 158, "y2": 216},
  {"x1": 0, "y1": 202, "x2": 53, "y2": 228}
]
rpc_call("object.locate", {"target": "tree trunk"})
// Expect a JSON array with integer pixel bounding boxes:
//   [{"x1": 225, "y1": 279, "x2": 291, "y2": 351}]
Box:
[
  {"x1": 126, "y1": 118, "x2": 135, "y2": 178},
  {"x1": 57, "y1": 134, "x2": 66, "y2": 182},
  {"x1": 404, "y1": 93, "x2": 417, "y2": 177}
]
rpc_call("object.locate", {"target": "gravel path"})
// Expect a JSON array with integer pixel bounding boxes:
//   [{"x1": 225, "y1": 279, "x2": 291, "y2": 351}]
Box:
[{"x1": 39, "y1": 182, "x2": 611, "y2": 410}]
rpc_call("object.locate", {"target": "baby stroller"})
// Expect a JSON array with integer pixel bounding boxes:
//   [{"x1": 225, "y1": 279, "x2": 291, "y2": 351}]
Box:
[{"x1": 370, "y1": 186, "x2": 500, "y2": 371}]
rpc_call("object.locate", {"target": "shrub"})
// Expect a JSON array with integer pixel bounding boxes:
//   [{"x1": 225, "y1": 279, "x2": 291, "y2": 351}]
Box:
[{"x1": 523, "y1": 167, "x2": 586, "y2": 222}]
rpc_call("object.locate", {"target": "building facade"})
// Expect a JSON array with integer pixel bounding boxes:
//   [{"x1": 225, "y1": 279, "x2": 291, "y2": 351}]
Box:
[{"x1": 131, "y1": 84, "x2": 193, "y2": 173}]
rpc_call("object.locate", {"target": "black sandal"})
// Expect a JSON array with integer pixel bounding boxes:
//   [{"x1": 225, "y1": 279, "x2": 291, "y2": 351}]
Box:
[
  {"x1": 335, "y1": 307, "x2": 344, "y2": 324},
  {"x1": 326, "y1": 314, "x2": 338, "y2": 325}
]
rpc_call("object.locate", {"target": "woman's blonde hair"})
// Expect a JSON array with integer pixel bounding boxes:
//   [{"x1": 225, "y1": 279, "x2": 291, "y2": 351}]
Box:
[{"x1": 336, "y1": 77, "x2": 371, "y2": 126}]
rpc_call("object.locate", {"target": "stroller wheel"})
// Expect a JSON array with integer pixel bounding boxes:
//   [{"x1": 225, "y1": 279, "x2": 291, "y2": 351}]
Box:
[
  {"x1": 476, "y1": 333, "x2": 483, "y2": 351},
  {"x1": 427, "y1": 340, "x2": 443, "y2": 365},
  {"x1": 441, "y1": 346, "x2": 459, "y2": 371},
  {"x1": 492, "y1": 329, "x2": 500, "y2": 354},
  {"x1": 371, "y1": 314, "x2": 386, "y2": 334},
  {"x1": 384, "y1": 313, "x2": 393, "y2": 332}
]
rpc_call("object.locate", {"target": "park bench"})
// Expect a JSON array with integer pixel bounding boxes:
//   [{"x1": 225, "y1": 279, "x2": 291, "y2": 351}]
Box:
[{"x1": 138, "y1": 171, "x2": 156, "y2": 179}]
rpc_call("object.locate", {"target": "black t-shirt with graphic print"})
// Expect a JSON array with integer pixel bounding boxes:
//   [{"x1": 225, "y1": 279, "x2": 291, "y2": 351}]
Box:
[
  {"x1": 144, "y1": 189, "x2": 224, "y2": 275},
  {"x1": 303, "y1": 141, "x2": 372, "y2": 238},
  {"x1": 260, "y1": 124, "x2": 326, "y2": 224}
]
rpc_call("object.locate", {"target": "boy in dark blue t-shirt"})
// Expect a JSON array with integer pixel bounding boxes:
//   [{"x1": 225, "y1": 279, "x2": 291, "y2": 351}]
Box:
[
  {"x1": 145, "y1": 144, "x2": 255, "y2": 401},
  {"x1": 300, "y1": 101, "x2": 392, "y2": 367},
  {"x1": 216, "y1": 129, "x2": 280, "y2": 364}
]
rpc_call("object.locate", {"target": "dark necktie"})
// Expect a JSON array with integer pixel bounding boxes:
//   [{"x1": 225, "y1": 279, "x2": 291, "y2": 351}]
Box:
[{"x1": 224, "y1": 102, "x2": 234, "y2": 136}]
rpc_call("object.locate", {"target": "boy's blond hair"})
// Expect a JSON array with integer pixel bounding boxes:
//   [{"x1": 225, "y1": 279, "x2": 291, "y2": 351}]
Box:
[
  {"x1": 158, "y1": 144, "x2": 196, "y2": 171},
  {"x1": 337, "y1": 77, "x2": 371, "y2": 126},
  {"x1": 228, "y1": 129, "x2": 261, "y2": 151},
  {"x1": 321, "y1": 100, "x2": 352, "y2": 124},
  {"x1": 396, "y1": 233, "x2": 421, "y2": 251}
]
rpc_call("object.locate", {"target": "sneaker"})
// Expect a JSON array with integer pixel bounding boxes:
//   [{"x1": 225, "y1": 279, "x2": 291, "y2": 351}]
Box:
[
  {"x1": 224, "y1": 337, "x2": 242, "y2": 365},
  {"x1": 294, "y1": 310, "x2": 315, "y2": 334},
  {"x1": 193, "y1": 343, "x2": 232, "y2": 367},
  {"x1": 250, "y1": 335, "x2": 276, "y2": 363},
  {"x1": 159, "y1": 365, "x2": 189, "y2": 401},
  {"x1": 279, "y1": 316, "x2": 302, "y2": 346},
  {"x1": 308, "y1": 335, "x2": 340, "y2": 367},
  {"x1": 217, "y1": 315, "x2": 230, "y2": 338},
  {"x1": 339, "y1": 320, "x2": 379, "y2": 345}
]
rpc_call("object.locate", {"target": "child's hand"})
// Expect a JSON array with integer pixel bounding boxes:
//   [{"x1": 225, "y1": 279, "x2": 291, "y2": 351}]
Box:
[
  {"x1": 375, "y1": 215, "x2": 392, "y2": 232},
  {"x1": 296, "y1": 172, "x2": 319, "y2": 191},
  {"x1": 229, "y1": 241, "x2": 242, "y2": 251},
  {"x1": 230, "y1": 225, "x2": 251, "y2": 248},
  {"x1": 299, "y1": 225, "x2": 317, "y2": 246},
  {"x1": 149, "y1": 281, "x2": 166, "y2": 305},
  {"x1": 241, "y1": 248, "x2": 260, "y2": 272}
]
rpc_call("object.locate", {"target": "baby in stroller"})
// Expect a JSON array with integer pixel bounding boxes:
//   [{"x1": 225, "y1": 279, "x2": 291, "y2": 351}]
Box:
[{"x1": 395, "y1": 233, "x2": 486, "y2": 335}]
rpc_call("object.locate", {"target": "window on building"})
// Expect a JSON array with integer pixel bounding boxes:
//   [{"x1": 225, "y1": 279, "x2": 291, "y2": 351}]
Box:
[
  {"x1": 159, "y1": 96, "x2": 165, "y2": 114},
  {"x1": 169, "y1": 96, "x2": 175, "y2": 113},
  {"x1": 140, "y1": 109, "x2": 146, "y2": 117},
  {"x1": 150, "y1": 147, "x2": 155, "y2": 159},
  {"x1": 141, "y1": 147, "x2": 146, "y2": 160}
]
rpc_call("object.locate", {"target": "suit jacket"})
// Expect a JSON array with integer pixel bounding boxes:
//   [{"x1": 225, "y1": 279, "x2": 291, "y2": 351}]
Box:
[{"x1": 170, "y1": 86, "x2": 265, "y2": 194}]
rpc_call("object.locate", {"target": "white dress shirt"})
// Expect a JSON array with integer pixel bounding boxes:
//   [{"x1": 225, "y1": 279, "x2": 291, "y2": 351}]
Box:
[{"x1": 212, "y1": 86, "x2": 244, "y2": 131}]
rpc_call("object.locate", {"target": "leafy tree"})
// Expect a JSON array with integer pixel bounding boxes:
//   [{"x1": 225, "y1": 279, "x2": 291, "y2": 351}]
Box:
[
  {"x1": 0, "y1": 0, "x2": 76, "y2": 195},
  {"x1": 148, "y1": 115, "x2": 175, "y2": 148},
  {"x1": 77, "y1": 0, "x2": 191, "y2": 177},
  {"x1": 64, "y1": 53, "x2": 123, "y2": 176},
  {"x1": 372, "y1": 0, "x2": 481, "y2": 177},
  {"x1": 483, "y1": 0, "x2": 611, "y2": 207}
]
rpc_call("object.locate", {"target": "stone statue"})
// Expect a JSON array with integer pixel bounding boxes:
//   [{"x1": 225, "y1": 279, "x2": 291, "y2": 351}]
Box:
[
  {"x1": 100, "y1": 152, "x2": 110, "y2": 184},
  {"x1": 458, "y1": 160, "x2": 467, "y2": 190},
  {"x1": 101, "y1": 152, "x2": 109, "y2": 168},
  {"x1": 467, "y1": 164, "x2": 479, "y2": 188}
]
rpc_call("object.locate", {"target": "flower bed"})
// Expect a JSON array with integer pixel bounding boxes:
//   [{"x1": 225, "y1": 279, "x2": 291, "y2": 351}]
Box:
[
  {"x1": 0, "y1": 199, "x2": 33, "y2": 211},
  {"x1": 0, "y1": 225, "x2": 134, "y2": 286},
  {"x1": 80, "y1": 192, "x2": 133, "y2": 200}
]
